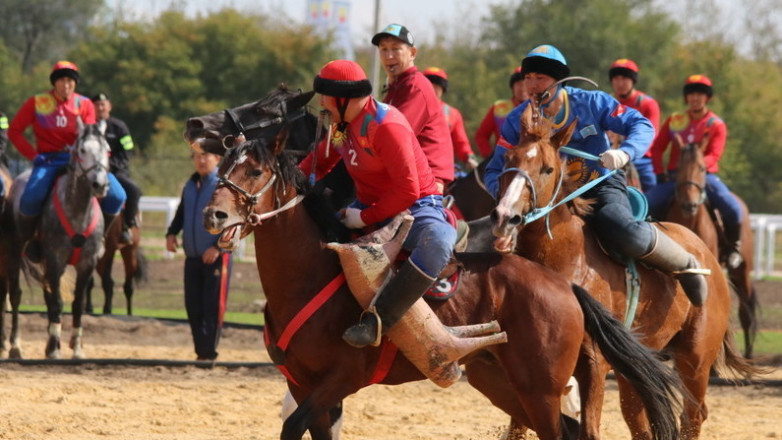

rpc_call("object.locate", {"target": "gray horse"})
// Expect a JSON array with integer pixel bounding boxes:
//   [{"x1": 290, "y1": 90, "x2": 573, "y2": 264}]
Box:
[{"x1": 5, "y1": 124, "x2": 110, "y2": 359}]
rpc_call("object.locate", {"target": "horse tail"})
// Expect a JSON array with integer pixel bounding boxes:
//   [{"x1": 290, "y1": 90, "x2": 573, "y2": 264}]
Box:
[
  {"x1": 711, "y1": 325, "x2": 768, "y2": 380},
  {"x1": 133, "y1": 248, "x2": 148, "y2": 283},
  {"x1": 571, "y1": 283, "x2": 682, "y2": 440}
]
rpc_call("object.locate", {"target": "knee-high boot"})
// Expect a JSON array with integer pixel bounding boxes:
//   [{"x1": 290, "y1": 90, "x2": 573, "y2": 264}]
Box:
[
  {"x1": 342, "y1": 259, "x2": 435, "y2": 348},
  {"x1": 640, "y1": 227, "x2": 709, "y2": 306},
  {"x1": 723, "y1": 220, "x2": 743, "y2": 269}
]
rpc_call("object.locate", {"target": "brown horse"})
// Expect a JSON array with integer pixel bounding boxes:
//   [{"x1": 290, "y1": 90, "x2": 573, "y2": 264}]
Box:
[
  {"x1": 202, "y1": 133, "x2": 683, "y2": 440},
  {"x1": 667, "y1": 141, "x2": 758, "y2": 358},
  {"x1": 85, "y1": 211, "x2": 146, "y2": 315},
  {"x1": 490, "y1": 104, "x2": 758, "y2": 440},
  {"x1": 0, "y1": 162, "x2": 14, "y2": 357}
]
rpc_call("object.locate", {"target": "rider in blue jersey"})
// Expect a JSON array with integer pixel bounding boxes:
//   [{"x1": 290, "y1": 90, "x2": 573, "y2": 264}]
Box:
[{"x1": 484, "y1": 44, "x2": 708, "y2": 306}]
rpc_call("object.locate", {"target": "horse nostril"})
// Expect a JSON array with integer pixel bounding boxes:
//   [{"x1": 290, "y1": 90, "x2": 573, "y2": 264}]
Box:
[
  {"x1": 214, "y1": 210, "x2": 228, "y2": 220},
  {"x1": 490, "y1": 209, "x2": 499, "y2": 224},
  {"x1": 509, "y1": 215, "x2": 522, "y2": 226},
  {"x1": 186, "y1": 118, "x2": 204, "y2": 129}
]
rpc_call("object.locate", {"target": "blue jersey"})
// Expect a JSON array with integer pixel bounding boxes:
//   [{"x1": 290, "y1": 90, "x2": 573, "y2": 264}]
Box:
[{"x1": 484, "y1": 86, "x2": 654, "y2": 198}]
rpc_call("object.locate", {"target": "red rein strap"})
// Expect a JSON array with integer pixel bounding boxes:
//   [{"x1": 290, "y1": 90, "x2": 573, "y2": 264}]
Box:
[
  {"x1": 263, "y1": 272, "x2": 398, "y2": 387},
  {"x1": 52, "y1": 178, "x2": 101, "y2": 266}
]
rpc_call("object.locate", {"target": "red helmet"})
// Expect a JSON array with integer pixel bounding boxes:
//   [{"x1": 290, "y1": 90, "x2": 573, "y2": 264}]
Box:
[
  {"x1": 609, "y1": 58, "x2": 638, "y2": 83},
  {"x1": 423, "y1": 67, "x2": 448, "y2": 92},
  {"x1": 50, "y1": 60, "x2": 80, "y2": 85},
  {"x1": 683, "y1": 74, "x2": 713, "y2": 97},
  {"x1": 509, "y1": 66, "x2": 524, "y2": 88},
  {"x1": 313, "y1": 60, "x2": 372, "y2": 98}
]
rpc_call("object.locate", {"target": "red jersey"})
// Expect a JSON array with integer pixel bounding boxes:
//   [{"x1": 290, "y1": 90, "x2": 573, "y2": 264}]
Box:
[
  {"x1": 615, "y1": 89, "x2": 660, "y2": 158},
  {"x1": 474, "y1": 98, "x2": 521, "y2": 158},
  {"x1": 8, "y1": 90, "x2": 96, "y2": 160},
  {"x1": 299, "y1": 98, "x2": 439, "y2": 226},
  {"x1": 650, "y1": 110, "x2": 727, "y2": 174},
  {"x1": 383, "y1": 66, "x2": 454, "y2": 184},
  {"x1": 442, "y1": 103, "x2": 474, "y2": 163}
]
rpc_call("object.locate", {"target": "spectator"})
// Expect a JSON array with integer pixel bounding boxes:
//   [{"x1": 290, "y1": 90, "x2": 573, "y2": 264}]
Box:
[
  {"x1": 422, "y1": 67, "x2": 479, "y2": 171},
  {"x1": 373, "y1": 23, "x2": 454, "y2": 192},
  {"x1": 166, "y1": 149, "x2": 233, "y2": 361},
  {"x1": 474, "y1": 66, "x2": 528, "y2": 158},
  {"x1": 8, "y1": 60, "x2": 126, "y2": 262},
  {"x1": 92, "y1": 92, "x2": 142, "y2": 245}
]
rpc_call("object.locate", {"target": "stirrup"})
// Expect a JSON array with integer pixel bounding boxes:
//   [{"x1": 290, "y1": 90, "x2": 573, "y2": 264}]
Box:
[{"x1": 343, "y1": 308, "x2": 383, "y2": 348}]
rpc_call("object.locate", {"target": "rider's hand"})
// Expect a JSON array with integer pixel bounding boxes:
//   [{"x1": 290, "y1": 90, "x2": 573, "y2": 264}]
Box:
[
  {"x1": 656, "y1": 173, "x2": 668, "y2": 184},
  {"x1": 202, "y1": 246, "x2": 221, "y2": 265},
  {"x1": 165, "y1": 234, "x2": 179, "y2": 253},
  {"x1": 599, "y1": 149, "x2": 630, "y2": 170},
  {"x1": 341, "y1": 207, "x2": 366, "y2": 229},
  {"x1": 466, "y1": 154, "x2": 479, "y2": 170}
]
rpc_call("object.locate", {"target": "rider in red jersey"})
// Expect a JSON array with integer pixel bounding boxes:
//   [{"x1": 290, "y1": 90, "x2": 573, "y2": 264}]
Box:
[{"x1": 474, "y1": 66, "x2": 529, "y2": 158}]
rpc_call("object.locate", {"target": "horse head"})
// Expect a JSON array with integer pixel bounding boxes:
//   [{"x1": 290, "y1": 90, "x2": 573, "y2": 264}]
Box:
[
  {"x1": 184, "y1": 84, "x2": 317, "y2": 156},
  {"x1": 674, "y1": 135, "x2": 708, "y2": 217},
  {"x1": 71, "y1": 123, "x2": 111, "y2": 198},
  {"x1": 490, "y1": 104, "x2": 580, "y2": 253},
  {"x1": 202, "y1": 129, "x2": 307, "y2": 251}
]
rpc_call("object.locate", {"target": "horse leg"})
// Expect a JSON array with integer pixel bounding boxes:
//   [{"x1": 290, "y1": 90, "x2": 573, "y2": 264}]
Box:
[
  {"x1": 121, "y1": 247, "x2": 135, "y2": 316},
  {"x1": 615, "y1": 377, "x2": 653, "y2": 440},
  {"x1": 7, "y1": 262, "x2": 24, "y2": 359},
  {"x1": 283, "y1": 390, "x2": 345, "y2": 440},
  {"x1": 727, "y1": 265, "x2": 758, "y2": 358},
  {"x1": 0, "y1": 277, "x2": 7, "y2": 357},
  {"x1": 42, "y1": 282, "x2": 64, "y2": 359},
  {"x1": 100, "y1": 253, "x2": 116, "y2": 315},
  {"x1": 85, "y1": 275, "x2": 95, "y2": 314},
  {"x1": 69, "y1": 268, "x2": 93, "y2": 359},
  {"x1": 281, "y1": 390, "x2": 343, "y2": 439}
]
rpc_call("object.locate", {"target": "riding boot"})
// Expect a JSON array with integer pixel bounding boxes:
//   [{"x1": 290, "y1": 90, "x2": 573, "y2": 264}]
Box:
[
  {"x1": 19, "y1": 213, "x2": 42, "y2": 263},
  {"x1": 723, "y1": 220, "x2": 743, "y2": 269},
  {"x1": 639, "y1": 228, "x2": 708, "y2": 306},
  {"x1": 342, "y1": 259, "x2": 436, "y2": 348},
  {"x1": 119, "y1": 218, "x2": 135, "y2": 245}
]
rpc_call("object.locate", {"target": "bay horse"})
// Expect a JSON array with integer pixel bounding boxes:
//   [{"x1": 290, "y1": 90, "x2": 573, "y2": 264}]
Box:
[
  {"x1": 202, "y1": 131, "x2": 683, "y2": 440},
  {"x1": 446, "y1": 160, "x2": 496, "y2": 221},
  {"x1": 490, "y1": 104, "x2": 759, "y2": 440},
  {"x1": 183, "y1": 84, "x2": 354, "y2": 211},
  {"x1": 85, "y1": 211, "x2": 147, "y2": 315},
  {"x1": 5, "y1": 124, "x2": 110, "y2": 359},
  {"x1": 667, "y1": 140, "x2": 758, "y2": 358}
]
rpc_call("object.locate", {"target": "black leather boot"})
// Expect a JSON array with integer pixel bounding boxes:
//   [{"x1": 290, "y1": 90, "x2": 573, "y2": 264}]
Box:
[
  {"x1": 640, "y1": 227, "x2": 708, "y2": 306},
  {"x1": 342, "y1": 259, "x2": 435, "y2": 348},
  {"x1": 723, "y1": 220, "x2": 743, "y2": 269}
]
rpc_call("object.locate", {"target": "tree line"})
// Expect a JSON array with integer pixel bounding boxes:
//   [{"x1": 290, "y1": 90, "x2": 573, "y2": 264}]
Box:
[{"x1": 0, "y1": 0, "x2": 781, "y2": 212}]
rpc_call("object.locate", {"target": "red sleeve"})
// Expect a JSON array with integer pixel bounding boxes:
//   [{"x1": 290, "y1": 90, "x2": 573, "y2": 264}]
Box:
[
  {"x1": 7, "y1": 97, "x2": 38, "y2": 160},
  {"x1": 298, "y1": 137, "x2": 342, "y2": 180},
  {"x1": 360, "y1": 124, "x2": 420, "y2": 225},
  {"x1": 393, "y1": 87, "x2": 428, "y2": 134},
  {"x1": 449, "y1": 108, "x2": 474, "y2": 163},
  {"x1": 650, "y1": 117, "x2": 672, "y2": 174},
  {"x1": 644, "y1": 99, "x2": 661, "y2": 133},
  {"x1": 474, "y1": 105, "x2": 496, "y2": 158},
  {"x1": 703, "y1": 121, "x2": 727, "y2": 172}
]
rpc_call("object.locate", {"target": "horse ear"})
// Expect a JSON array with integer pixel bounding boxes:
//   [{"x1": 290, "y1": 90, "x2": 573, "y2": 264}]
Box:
[
  {"x1": 288, "y1": 90, "x2": 316, "y2": 111},
  {"x1": 520, "y1": 105, "x2": 534, "y2": 134},
  {"x1": 272, "y1": 126, "x2": 290, "y2": 156},
  {"x1": 552, "y1": 117, "x2": 578, "y2": 148}
]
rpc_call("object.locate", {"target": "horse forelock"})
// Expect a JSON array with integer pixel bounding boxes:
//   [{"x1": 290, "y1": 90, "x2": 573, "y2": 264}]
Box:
[{"x1": 226, "y1": 139, "x2": 308, "y2": 193}]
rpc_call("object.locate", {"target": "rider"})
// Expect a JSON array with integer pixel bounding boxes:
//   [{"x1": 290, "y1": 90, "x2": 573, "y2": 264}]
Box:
[
  {"x1": 474, "y1": 66, "x2": 529, "y2": 159},
  {"x1": 7, "y1": 61, "x2": 127, "y2": 261},
  {"x1": 92, "y1": 92, "x2": 142, "y2": 245},
  {"x1": 646, "y1": 74, "x2": 744, "y2": 268},
  {"x1": 299, "y1": 60, "x2": 456, "y2": 348},
  {"x1": 483, "y1": 45, "x2": 708, "y2": 306},
  {"x1": 608, "y1": 58, "x2": 661, "y2": 192},
  {"x1": 422, "y1": 66, "x2": 479, "y2": 171},
  {"x1": 373, "y1": 24, "x2": 454, "y2": 192}
]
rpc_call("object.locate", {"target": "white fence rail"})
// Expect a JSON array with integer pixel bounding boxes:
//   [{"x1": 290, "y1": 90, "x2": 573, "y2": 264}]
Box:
[{"x1": 138, "y1": 197, "x2": 781, "y2": 275}]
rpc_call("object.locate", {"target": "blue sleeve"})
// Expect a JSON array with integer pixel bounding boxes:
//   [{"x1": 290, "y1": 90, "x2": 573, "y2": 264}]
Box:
[
  {"x1": 484, "y1": 145, "x2": 509, "y2": 199},
  {"x1": 483, "y1": 104, "x2": 524, "y2": 199},
  {"x1": 594, "y1": 93, "x2": 654, "y2": 161}
]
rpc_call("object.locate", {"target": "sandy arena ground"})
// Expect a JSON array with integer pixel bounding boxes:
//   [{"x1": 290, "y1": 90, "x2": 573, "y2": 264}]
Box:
[{"x1": 0, "y1": 313, "x2": 780, "y2": 440}]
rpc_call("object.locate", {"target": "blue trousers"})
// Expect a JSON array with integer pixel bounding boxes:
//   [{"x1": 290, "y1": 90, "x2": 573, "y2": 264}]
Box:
[
  {"x1": 633, "y1": 156, "x2": 657, "y2": 193},
  {"x1": 584, "y1": 172, "x2": 655, "y2": 258},
  {"x1": 184, "y1": 253, "x2": 233, "y2": 360},
  {"x1": 645, "y1": 172, "x2": 743, "y2": 224},
  {"x1": 351, "y1": 195, "x2": 456, "y2": 278},
  {"x1": 20, "y1": 152, "x2": 127, "y2": 216}
]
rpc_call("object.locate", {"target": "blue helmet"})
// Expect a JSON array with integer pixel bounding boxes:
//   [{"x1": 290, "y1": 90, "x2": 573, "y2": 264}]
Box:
[{"x1": 521, "y1": 45, "x2": 570, "y2": 81}]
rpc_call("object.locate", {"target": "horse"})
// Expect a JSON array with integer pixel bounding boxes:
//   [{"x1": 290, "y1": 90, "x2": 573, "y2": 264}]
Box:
[
  {"x1": 667, "y1": 140, "x2": 758, "y2": 358},
  {"x1": 4, "y1": 124, "x2": 110, "y2": 359},
  {"x1": 183, "y1": 84, "x2": 354, "y2": 211},
  {"x1": 446, "y1": 160, "x2": 496, "y2": 221},
  {"x1": 0, "y1": 162, "x2": 14, "y2": 357},
  {"x1": 490, "y1": 103, "x2": 759, "y2": 440},
  {"x1": 85, "y1": 210, "x2": 147, "y2": 315},
  {"x1": 201, "y1": 130, "x2": 683, "y2": 440}
]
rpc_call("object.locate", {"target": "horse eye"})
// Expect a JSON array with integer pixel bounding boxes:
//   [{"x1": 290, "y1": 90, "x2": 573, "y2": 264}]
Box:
[
  {"x1": 251, "y1": 169, "x2": 263, "y2": 177},
  {"x1": 541, "y1": 166, "x2": 554, "y2": 175}
]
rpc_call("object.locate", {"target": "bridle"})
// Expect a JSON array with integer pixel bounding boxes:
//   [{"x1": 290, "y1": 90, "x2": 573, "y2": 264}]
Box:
[
  {"x1": 674, "y1": 144, "x2": 707, "y2": 207},
  {"x1": 217, "y1": 145, "x2": 303, "y2": 226},
  {"x1": 223, "y1": 99, "x2": 308, "y2": 140},
  {"x1": 70, "y1": 130, "x2": 110, "y2": 177}
]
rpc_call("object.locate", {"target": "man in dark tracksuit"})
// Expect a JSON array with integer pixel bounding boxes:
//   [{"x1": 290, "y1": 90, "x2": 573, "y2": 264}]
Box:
[
  {"x1": 165, "y1": 150, "x2": 232, "y2": 361},
  {"x1": 92, "y1": 93, "x2": 142, "y2": 245}
]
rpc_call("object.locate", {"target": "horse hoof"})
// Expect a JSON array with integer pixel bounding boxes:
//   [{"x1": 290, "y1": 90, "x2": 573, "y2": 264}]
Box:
[
  {"x1": 46, "y1": 350, "x2": 61, "y2": 360},
  {"x1": 9, "y1": 347, "x2": 23, "y2": 359}
]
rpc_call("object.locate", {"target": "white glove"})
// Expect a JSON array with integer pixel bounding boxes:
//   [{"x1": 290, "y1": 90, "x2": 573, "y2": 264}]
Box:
[
  {"x1": 599, "y1": 149, "x2": 630, "y2": 170},
  {"x1": 342, "y1": 207, "x2": 366, "y2": 229}
]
